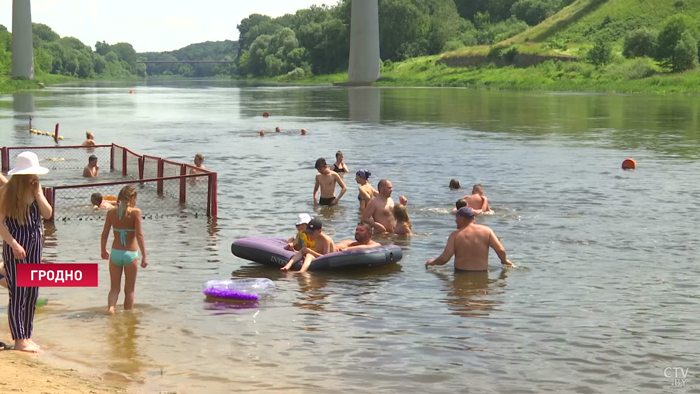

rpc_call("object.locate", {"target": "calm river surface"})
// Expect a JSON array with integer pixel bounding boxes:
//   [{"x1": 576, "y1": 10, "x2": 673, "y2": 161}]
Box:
[{"x1": 1, "y1": 80, "x2": 700, "y2": 393}]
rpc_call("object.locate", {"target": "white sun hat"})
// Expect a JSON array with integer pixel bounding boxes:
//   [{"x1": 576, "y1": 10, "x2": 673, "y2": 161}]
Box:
[
  {"x1": 296, "y1": 213, "x2": 311, "y2": 225},
  {"x1": 8, "y1": 151, "x2": 50, "y2": 176}
]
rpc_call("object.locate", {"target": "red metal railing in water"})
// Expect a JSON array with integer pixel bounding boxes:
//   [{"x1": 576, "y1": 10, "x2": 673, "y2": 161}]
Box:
[{"x1": 1, "y1": 144, "x2": 218, "y2": 220}]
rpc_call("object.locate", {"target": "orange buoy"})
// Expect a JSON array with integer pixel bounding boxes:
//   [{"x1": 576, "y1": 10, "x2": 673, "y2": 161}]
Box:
[
  {"x1": 262, "y1": 112, "x2": 270, "y2": 117},
  {"x1": 622, "y1": 158, "x2": 636, "y2": 170}
]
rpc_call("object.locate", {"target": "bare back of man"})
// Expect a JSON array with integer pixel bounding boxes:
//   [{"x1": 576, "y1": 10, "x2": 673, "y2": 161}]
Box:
[
  {"x1": 465, "y1": 194, "x2": 487, "y2": 211},
  {"x1": 427, "y1": 207, "x2": 513, "y2": 271},
  {"x1": 451, "y1": 224, "x2": 497, "y2": 271}
]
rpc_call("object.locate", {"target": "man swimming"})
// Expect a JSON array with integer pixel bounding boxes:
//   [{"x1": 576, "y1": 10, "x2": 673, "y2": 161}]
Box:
[
  {"x1": 361, "y1": 179, "x2": 402, "y2": 233},
  {"x1": 426, "y1": 207, "x2": 514, "y2": 272},
  {"x1": 313, "y1": 158, "x2": 347, "y2": 206},
  {"x1": 336, "y1": 223, "x2": 381, "y2": 251},
  {"x1": 463, "y1": 184, "x2": 490, "y2": 215},
  {"x1": 83, "y1": 155, "x2": 99, "y2": 178}
]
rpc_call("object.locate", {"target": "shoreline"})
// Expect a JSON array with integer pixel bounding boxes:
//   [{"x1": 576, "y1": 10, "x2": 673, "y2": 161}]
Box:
[
  {"x1": 5, "y1": 61, "x2": 700, "y2": 96},
  {"x1": 0, "y1": 349, "x2": 127, "y2": 394}
]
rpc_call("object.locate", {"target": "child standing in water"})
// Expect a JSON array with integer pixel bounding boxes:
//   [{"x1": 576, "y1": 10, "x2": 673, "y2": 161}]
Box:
[
  {"x1": 100, "y1": 186, "x2": 148, "y2": 315},
  {"x1": 393, "y1": 204, "x2": 413, "y2": 235}
]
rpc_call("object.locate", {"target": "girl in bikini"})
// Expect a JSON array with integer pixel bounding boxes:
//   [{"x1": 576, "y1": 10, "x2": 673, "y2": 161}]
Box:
[
  {"x1": 100, "y1": 186, "x2": 148, "y2": 315},
  {"x1": 355, "y1": 169, "x2": 378, "y2": 211}
]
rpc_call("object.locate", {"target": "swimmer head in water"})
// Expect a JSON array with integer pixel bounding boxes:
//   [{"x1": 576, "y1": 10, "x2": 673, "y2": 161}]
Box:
[
  {"x1": 259, "y1": 130, "x2": 266, "y2": 137},
  {"x1": 355, "y1": 169, "x2": 371, "y2": 184},
  {"x1": 449, "y1": 179, "x2": 461, "y2": 190},
  {"x1": 194, "y1": 153, "x2": 204, "y2": 167},
  {"x1": 275, "y1": 127, "x2": 281, "y2": 133},
  {"x1": 91, "y1": 193, "x2": 103, "y2": 206},
  {"x1": 301, "y1": 128, "x2": 307, "y2": 135}
]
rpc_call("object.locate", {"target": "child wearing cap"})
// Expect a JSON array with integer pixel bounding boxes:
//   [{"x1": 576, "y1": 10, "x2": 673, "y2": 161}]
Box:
[
  {"x1": 285, "y1": 213, "x2": 316, "y2": 251},
  {"x1": 281, "y1": 218, "x2": 336, "y2": 273}
]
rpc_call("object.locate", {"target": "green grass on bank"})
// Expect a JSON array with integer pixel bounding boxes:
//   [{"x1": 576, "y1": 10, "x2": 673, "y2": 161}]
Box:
[
  {"x1": 0, "y1": 73, "x2": 77, "y2": 94},
  {"x1": 376, "y1": 56, "x2": 700, "y2": 94},
  {"x1": 261, "y1": 55, "x2": 700, "y2": 94},
  {"x1": 505, "y1": 0, "x2": 700, "y2": 45}
]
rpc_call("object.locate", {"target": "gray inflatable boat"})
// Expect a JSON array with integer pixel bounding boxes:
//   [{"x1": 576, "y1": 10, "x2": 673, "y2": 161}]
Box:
[{"x1": 231, "y1": 237, "x2": 402, "y2": 271}]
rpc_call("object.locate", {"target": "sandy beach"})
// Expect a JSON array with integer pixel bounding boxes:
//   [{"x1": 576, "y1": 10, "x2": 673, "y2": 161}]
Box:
[{"x1": 0, "y1": 350, "x2": 126, "y2": 394}]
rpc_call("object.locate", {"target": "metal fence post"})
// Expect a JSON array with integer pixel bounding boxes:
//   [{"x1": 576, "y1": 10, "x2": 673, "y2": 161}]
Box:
[
  {"x1": 157, "y1": 158, "x2": 164, "y2": 195},
  {"x1": 179, "y1": 164, "x2": 187, "y2": 204},
  {"x1": 110, "y1": 144, "x2": 115, "y2": 171},
  {"x1": 208, "y1": 172, "x2": 218, "y2": 217},
  {"x1": 1, "y1": 147, "x2": 8, "y2": 173},
  {"x1": 122, "y1": 148, "x2": 127, "y2": 176},
  {"x1": 138, "y1": 156, "x2": 144, "y2": 185}
]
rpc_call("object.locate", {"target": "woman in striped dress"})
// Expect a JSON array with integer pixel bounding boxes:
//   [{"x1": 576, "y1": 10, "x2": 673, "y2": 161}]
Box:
[{"x1": 0, "y1": 152, "x2": 51, "y2": 353}]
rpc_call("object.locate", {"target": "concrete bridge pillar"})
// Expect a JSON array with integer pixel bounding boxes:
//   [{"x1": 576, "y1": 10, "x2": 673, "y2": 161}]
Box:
[
  {"x1": 348, "y1": 0, "x2": 380, "y2": 85},
  {"x1": 12, "y1": 0, "x2": 34, "y2": 79}
]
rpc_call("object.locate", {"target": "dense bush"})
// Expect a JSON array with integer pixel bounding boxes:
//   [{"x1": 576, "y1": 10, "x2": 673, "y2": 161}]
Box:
[
  {"x1": 655, "y1": 15, "x2": 699, "y2": 70},
  {"x1": 510, "y1": 0, "x2": 560, "y2": 26},
  {"x1": 623, "y1": 28, "x2": 658, "y2": 59},
  {"x1": 586, "y1": 37, "x2": 612, "y2": 66},
  {"x1": 672, "y1": 31, "x2": 698, "y2": 71},
  {"x1": 604, "y1": 57, "x2": 656, "y2": 79}
]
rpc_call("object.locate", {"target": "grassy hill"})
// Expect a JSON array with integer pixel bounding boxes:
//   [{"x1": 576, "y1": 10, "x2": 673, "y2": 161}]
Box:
[{"x1": 505, "y1": 0, "x2": 700, "y2": 45}]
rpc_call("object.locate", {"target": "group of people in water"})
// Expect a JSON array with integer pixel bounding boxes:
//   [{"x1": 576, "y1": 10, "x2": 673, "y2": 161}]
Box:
[
  {"x1": 277, "y1": 150, "x2": 514, "y2": 273},
  {"x1": 0, "y1": 135, "x2": 513, "y2": 353}
]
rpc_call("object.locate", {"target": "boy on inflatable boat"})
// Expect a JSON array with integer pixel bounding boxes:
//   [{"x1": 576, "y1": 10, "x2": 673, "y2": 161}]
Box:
[{"x1": 281, "y1": 219, "x2": 335, "y2": 273}]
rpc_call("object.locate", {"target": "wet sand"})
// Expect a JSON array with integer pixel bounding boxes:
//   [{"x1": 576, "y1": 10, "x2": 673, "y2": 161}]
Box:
[{"x1": 0, "y1": 349, "x2": 126, "y2": 394}]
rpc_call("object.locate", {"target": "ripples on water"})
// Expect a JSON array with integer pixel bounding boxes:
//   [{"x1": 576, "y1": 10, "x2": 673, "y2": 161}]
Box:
[{"x1": 1, "y1": 82, "x2": 699, "y2": 393}]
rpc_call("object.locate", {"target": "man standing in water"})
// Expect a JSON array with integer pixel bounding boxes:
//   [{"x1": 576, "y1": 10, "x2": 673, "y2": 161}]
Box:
[
  {"x1": 336, "y1": 223, "x2": 381, "y2": 251},
  {"x1": 362, "y1": 179, "x2": 407, "y2": 234},
  {"x1": 426, "y1": 207, "x2": 514, "y2": 272},
  {"x1": 83, "y1": 155, "x2": 99, "y2": 178},
  {"x1": 313, "y1": 158, "x2": 347, "y2": 206}
]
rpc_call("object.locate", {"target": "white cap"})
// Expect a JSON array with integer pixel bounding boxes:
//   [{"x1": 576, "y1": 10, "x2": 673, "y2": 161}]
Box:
[
  {"x1": 296, "y1": 213, "x2": 311, "y2": 225},
  {"x1": 8, "y1": 151, "x2": 49, "y2": 176}
]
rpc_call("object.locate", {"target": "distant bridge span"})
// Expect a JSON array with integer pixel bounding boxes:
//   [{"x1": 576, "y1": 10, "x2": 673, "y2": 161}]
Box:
[{"x1": 137, "y1": 60, "x2": 234, "y2": 64}]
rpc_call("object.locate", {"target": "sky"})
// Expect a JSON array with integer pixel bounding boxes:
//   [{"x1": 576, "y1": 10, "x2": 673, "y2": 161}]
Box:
[{"x1": 0, "y1": 0, "x2": 329, "y2": 52}]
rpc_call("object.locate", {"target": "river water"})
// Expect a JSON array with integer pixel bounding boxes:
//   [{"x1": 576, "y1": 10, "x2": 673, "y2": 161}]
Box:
[{"x1": 1, "y1": 80, "x2": 699, "y2": 393}]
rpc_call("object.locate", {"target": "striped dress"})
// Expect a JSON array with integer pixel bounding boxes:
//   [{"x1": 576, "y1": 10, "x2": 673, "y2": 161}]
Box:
[{"x1": 2, "y1": 201, "x2": 42, "y2": 340}]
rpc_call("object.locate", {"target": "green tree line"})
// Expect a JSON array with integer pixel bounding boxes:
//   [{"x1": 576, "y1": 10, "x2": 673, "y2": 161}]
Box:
[
  {"x1": 235, "y1": 0, "x2": 571, "y2": 79},
  {"x1": 0, "y1": 23, "x2": 143, "y2": 78},
  {"x1": 1, "y1": 0, "x2": 574, "y2": 81}
]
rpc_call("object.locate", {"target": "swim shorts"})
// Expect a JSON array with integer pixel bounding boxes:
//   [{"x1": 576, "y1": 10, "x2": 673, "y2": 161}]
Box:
[{"x1": 319, "y1": 197, "x2": 336, "y2": 206}]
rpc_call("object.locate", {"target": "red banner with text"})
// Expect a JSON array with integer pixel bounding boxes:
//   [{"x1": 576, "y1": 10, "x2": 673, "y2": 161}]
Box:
[{"x1": 16, "y1": 264, "x2": 98, "y2": 287}]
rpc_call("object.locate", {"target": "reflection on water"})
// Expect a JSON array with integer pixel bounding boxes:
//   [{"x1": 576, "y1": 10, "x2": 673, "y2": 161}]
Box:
[
  {"x1": 12, "y1": 91, "x2": 34, "y2": 115},
  {"x1": 107, "y1": 311, "x2": 145, "y2": 377},
  {"x1": 349, "y1": 87, "x2": 380, "y2": 123},
  {"x1": 432, "y1": 270, "x2": 507, "y2": 319},
  {"x1": 0, "y1": 81, "x2": 699, "y2": 393}
]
